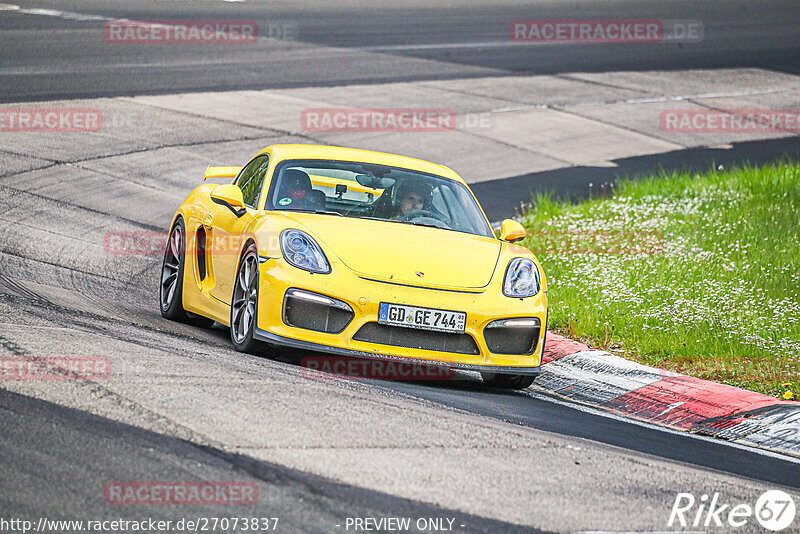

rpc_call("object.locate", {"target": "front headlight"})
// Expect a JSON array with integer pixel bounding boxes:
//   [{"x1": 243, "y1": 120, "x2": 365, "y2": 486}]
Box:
[
  {"x1": 503, "y1": 258, "x2": 540, "y2": 298},
  {"x1": 280, "y1": 229, "x2": 331, "y2": 274}
]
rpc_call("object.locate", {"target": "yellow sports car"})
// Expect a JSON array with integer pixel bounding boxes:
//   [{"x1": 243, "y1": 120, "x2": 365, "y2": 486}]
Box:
[{"x1": 160, "y1": 145, "x2": 547, "y2": 389}]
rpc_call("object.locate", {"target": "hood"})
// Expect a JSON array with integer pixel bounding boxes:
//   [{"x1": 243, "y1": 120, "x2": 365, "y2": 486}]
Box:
[{"x1": 284, "y1": 213, "x2": 501, "y2": 289}]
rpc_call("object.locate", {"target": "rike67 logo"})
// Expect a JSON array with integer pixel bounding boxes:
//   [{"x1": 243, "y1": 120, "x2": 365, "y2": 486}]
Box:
[{"x1": 669, "y1": 490, "x2": 796, "y2": 531}]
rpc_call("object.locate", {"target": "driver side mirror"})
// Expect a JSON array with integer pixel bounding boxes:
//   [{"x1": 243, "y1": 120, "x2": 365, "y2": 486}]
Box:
[
  {"x1": 210, "y1": 184, "x2": 247, "y2": 218},
  {"x1": 499, "y1": 219, "x2": 526, "y2": 243}
]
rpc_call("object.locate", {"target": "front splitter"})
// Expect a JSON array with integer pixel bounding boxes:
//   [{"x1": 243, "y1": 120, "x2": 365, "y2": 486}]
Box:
[{"x1": 253, "y1": 328, "x2": 541, "y2": 376}]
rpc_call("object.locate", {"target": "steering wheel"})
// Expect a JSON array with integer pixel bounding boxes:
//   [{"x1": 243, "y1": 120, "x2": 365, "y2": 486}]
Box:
[{"x1": 400, "y1": 209, "x2": 450, "y2": 229}]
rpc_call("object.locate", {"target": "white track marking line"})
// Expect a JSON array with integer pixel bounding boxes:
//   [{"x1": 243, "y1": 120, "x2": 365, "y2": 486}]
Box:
[
  {"x1": 490, "y1": 87, "x2": 791, "y2": 113},
  {"x1": 15, "y1": 7, "x2": 110, "y2": 21},
  {"x1": 658, "y1": 401, "x2": 686, "y2": 416},
  {"x1": 576, "y1": 87, "x2": 791, "y2": 105},
  {"x1": 523, "y1": 388, "x2": 800, "y2": 465},
  {"x1": 577, "y1": 531, "x2": 705, "y2": 534},
  {"x1": 0, "y1": 3, "x2": 20, "y2": 10},
  {"x1": 361, "y1": 41, "x2": 559, "y2": 51}
]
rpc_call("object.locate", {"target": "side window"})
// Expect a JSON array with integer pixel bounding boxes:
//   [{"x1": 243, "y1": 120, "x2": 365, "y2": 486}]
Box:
[{"x1": 236, "y1": 155, "x2": 270, "y2": 208}]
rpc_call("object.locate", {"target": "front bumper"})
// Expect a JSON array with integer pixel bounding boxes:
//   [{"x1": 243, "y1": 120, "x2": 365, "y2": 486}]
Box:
[
  {"x1": 253, "y1": 327, "x2": 542, "y2": 376},
  {"x1": 256, "y1": 255, "x2": 547, "y2": 374}
]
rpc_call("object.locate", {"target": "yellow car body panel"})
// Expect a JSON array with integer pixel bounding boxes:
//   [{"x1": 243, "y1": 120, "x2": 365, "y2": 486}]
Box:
[
  {"x1": 169, "y1": 144, "x2": 548, "y2": 373},
  {"x1": 288, "y1": 213, "x2": 501, "y2": 289}
]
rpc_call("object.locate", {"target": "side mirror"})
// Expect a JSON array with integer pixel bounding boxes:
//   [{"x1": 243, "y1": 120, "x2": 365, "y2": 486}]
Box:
[
  {"x1": 499, "y1": 219, "x2": 526, "y2": 243},
  {"x1": 210, "y1": 184, "x2": 247, "y2": 217}
]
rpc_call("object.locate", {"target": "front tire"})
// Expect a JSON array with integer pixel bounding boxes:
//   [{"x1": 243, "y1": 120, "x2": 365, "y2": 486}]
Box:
[
  {"x1": 230, "y1": 242, "x2": 261, "y2": 354},
  {"x1": 481, "y1": 372, "x2": 536, "y2": 390}
]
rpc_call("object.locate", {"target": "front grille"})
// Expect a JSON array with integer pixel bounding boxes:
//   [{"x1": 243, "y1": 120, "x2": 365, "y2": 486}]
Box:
[
  {"x1": 353, "y1": 322, "x2": 480, "y2": 355},
  {"x1": 484, "y1": 318, "x2": 540, "y2": 355},
  {"x1": 283, "y1": 289, "x2": 353, "y2": 334}
]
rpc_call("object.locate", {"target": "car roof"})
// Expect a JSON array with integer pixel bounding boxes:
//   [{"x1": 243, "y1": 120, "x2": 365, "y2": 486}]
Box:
[{"x1": 257, "y1": 144, "x2": 465, "y2": 184}]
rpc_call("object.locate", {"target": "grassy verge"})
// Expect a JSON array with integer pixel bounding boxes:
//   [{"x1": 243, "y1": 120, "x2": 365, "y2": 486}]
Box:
[{"x1": 520, "y1": 161, "x2": 799, "y2": 399}]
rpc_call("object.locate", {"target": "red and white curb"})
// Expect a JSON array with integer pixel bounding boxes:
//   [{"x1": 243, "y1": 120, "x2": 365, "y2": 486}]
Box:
[{"x1": 539, "y1": 333, "x2": 800, "y2": 458}]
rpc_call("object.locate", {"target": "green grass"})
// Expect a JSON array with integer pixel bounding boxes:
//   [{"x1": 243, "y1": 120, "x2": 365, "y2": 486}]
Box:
[{"x1": 520, "y1": 161, "x2": 800, "y2": 398}]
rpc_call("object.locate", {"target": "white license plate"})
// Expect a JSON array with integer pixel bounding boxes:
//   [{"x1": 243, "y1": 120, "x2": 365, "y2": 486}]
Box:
[{"x1": 378, "y1": 303, "x2": 466, "y2": 334}]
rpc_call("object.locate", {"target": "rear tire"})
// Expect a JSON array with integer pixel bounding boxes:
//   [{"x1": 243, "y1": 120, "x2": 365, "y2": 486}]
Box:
[
  {"x1": 159, "y1": 217, "x2": 215, "y2": 328},
  {"x1": 480, "y1": 372, "x2": 536, "y2": 390}
]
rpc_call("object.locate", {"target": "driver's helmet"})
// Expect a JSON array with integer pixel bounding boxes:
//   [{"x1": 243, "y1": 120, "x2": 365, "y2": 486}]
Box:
[
  {"x1": 393, "y1": 180, "x2": 433, "y2": 214},
  {"x1": 278, "y1": 169, "x2": 313, "y2": 202}
]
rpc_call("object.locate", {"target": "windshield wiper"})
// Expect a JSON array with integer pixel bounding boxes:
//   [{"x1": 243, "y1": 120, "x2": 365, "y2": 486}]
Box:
[
  {"x1": 406, "y1": 221, "x2": 447, "y2": 230},
  {"x1": 288, "y1": 209, "x2": 343, "y2": 216}
]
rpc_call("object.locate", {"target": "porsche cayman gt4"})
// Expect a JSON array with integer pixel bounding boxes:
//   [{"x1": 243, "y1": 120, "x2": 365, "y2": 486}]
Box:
[{"x1": 160, "y1": 144, "x2": 547, "y2": 389}]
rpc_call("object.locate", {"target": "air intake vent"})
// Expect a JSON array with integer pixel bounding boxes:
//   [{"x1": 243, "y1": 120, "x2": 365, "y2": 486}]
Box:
[
  {"x1": 283, "y1": 289, "x2": 353, "y2": 334},
  {"x1": 484, "y1": 318, "x2": 540, "y2": 355},
  {"x1": 196, "y1": 228, "x2": 207, "y2": 281},
  {"x1": 353, "y1": 323, "x2": 479, "y2": 355}
]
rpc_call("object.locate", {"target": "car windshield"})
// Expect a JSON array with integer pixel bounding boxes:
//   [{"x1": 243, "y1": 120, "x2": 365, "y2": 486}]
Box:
[{"x1": 265, "y1": 159, "x2": 493, "y2": 238}]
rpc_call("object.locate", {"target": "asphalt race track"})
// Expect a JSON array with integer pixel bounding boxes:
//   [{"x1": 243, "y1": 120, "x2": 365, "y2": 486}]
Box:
[
  {"x1": 1, "y1": 0, "x2": 799, "y2": 101},
  {"x1": 1, "y1": 1, "x2": 799, "y2": 532},
  {"x1": 0, "y1": 389, "x2": 543, "y2": 534}
]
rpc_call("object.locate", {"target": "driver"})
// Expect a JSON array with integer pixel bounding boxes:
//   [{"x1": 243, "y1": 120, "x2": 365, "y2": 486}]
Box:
[
  {"x1": 391, "y1": 181, "x2": 433, "y2": 219},
  {"x1": 274, "y1": 168, "x2": 325, "y2": 210},
  {"x1": 277, "y1": 169, "x2": 312, "y2": 204}
]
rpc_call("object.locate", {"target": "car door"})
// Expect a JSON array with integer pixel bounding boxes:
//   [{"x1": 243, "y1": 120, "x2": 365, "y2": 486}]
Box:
[{"x1": 208, "y1": 154, "x2": 270, "y2": 304}]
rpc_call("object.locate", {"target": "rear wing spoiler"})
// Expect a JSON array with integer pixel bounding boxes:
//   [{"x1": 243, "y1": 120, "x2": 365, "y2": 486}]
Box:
[{"x1": 203, "y1": 165, "x2": 242, "y2": 181}]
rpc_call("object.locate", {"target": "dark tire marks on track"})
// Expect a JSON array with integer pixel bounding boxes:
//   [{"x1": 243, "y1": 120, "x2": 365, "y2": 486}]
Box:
[{"x1": 0, "y1": 389, "x2": 547, "y2": 534}]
